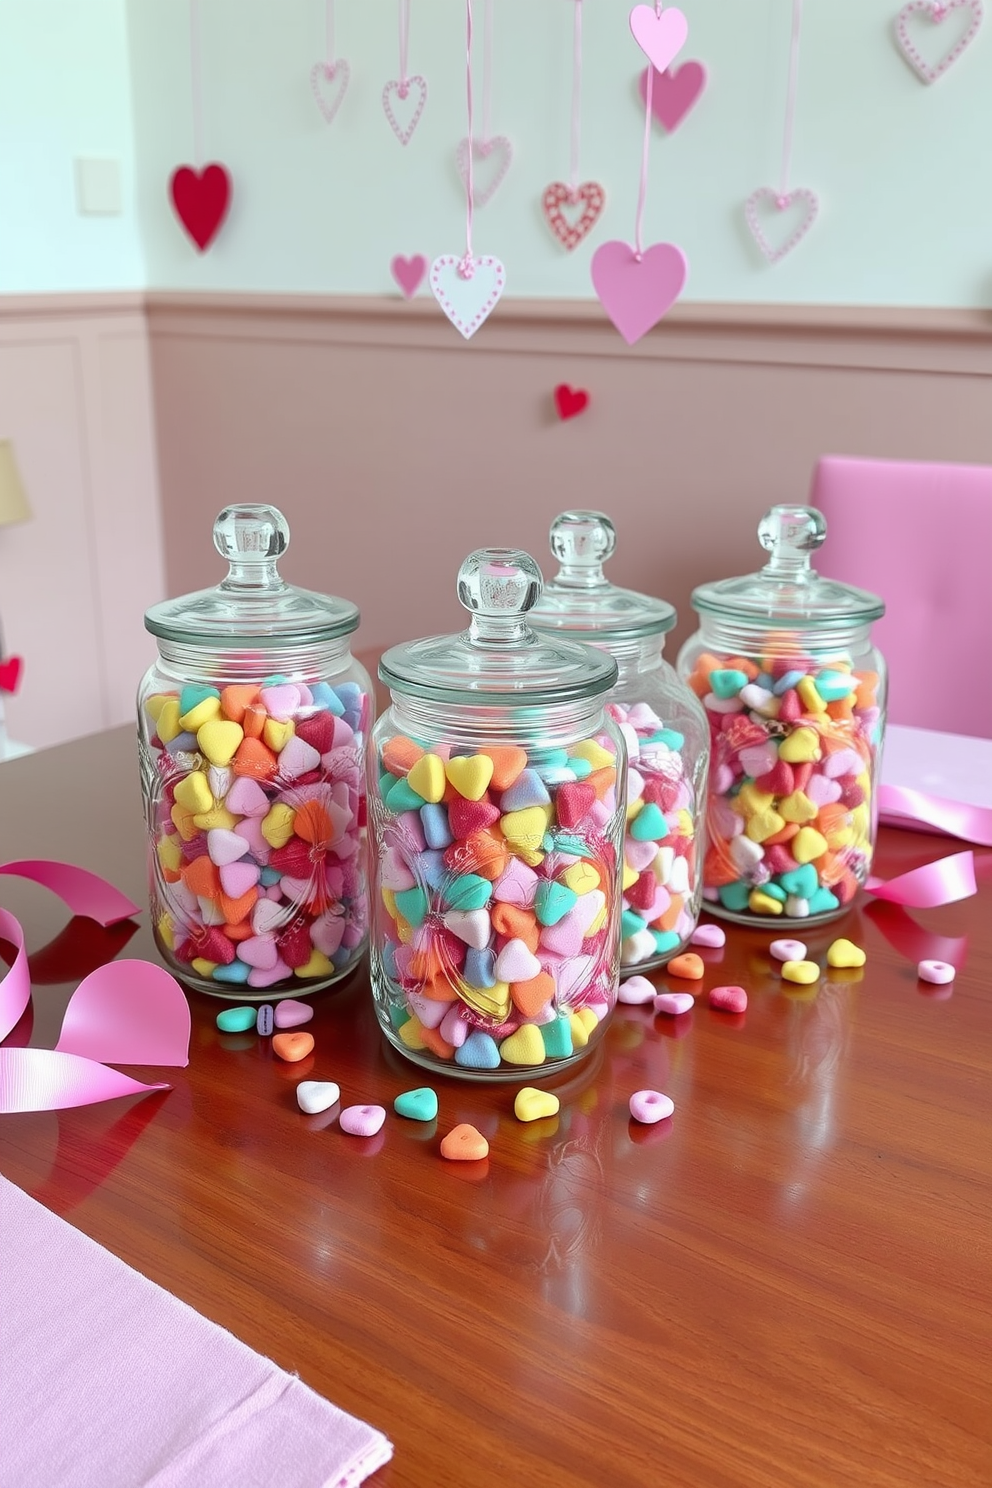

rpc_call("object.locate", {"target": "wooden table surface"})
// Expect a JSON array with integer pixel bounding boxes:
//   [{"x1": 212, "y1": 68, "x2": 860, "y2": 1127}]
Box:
[{"x1": 1, "y1": 724, "x2": 990, "y2": 1488}]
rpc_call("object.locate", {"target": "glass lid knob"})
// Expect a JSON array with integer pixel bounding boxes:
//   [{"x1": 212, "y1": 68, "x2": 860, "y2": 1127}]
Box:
[
  {"x1": 549, "y1": 510, "x2": 616, "y2": 587},
  {"x1": 457, "y1": 548, "x2": 543, "y2": 644},
  {"x1": 757, "y1": 505, "x2": 826, "y2": 579},
  {"x1": 213, "y1": 505, "x2": 290, "y2": 591}
]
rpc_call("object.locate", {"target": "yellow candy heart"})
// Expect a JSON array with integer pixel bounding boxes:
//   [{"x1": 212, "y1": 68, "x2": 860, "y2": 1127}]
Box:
[
  {"x1": 192, "y1": 805, "x2": 237, "y2": 832},
  {"x1": 791, "y1": 826, "x2": 828, "y2": 864},
  {"x1": 381, "y1": 887, "x2": 397, "y2": 919},
  {"x1": 445, "y1": 754, "x2": 495, "y2": 801},
  {"x1": 190, "y1": 957, "x2": 218, "y2": 976},
  {"x1": 261, "y1": 803, "x2": 296, "y2": 849},
  {"x1": 500, "y1": 805, "x2": 552, "y2": 854},
  {"x1": 824, "y1": 825, "x2": 854, "y2": 850},
  {"x1": 778, "y1": 790, "x2": 818, "y2": 824},
  {"x1": 456, "y1": 980, "x2": 511, "y2": 1021},
  {"x1": 145, "y1": 693, "x2": 172, "y2": 724},
  {"x1": 626, "y1": 797, "x2": 645, "y2": 824},
  {"x1": 181, "y1": 696, "x2": 223, "y2": 731},
  {"x1": 170, "y1": 803, "x2": 199, "y2": 842},
  {"x1": 262, "y1": 717, "x2": 295, "y2": 753},
  {"x1": 406, "y1": 753, "x2": 446, "y2": 803},
  {"x1": 397, "y1": 1015, "x2": 427, "y2": 1050},
  {"x1": 564, "y1": 861, "x2": 600, "y2": 895},
  {"x1": 826, "y1": 938, "x2": 866, "y2": 969},
  {"x1": 585, "y1": 902, "x2": 608, "y2": 936},
  {"x1": 294, "y1": 949, "x2": 334, "y2": 979},
  {"x1": 778, "y1": 727, "x2": 822, "y2": 764},
  {"x1": 197, "y1": 719, "x2": 244, "y2": 767},
  {"x1": 782, "y1": 959, "x2": 820, "y2": 985},
  {"x1": 745, "y1": 808, "x2": 786, "y2": 844},
  {"x1": 499, "y1": 1024, "x2": 547, "y2": 1066},
  {"x1": 174, "y1": 770, "x2": 213, "y2": 815},
  {"x1": 850, "y1": 804, "x2": 871, "y2": 842},
  {"x1": 156, "y1": 912, "x2": 175, "y2": 950},
  {"x1": 568, "y1": 1007, "x2": 599, "y2": 1048},
  {"x1": 514, "y1": 1087, "x2": 561, "y2": 1122},
  {"x1": 797, "y1": 676, "x2": 827, "y2": 713},
  {"x1": 156, "y1": 834, "x2": 182, "y2": 874},
  {"x1": 155, "y1": 699, "x2": 182, "y2": 744},
  {"x1": 676, "y1": 808, "x2": 695, "y2": 839},
  {"x1": 749, "y1": 890, "x2": 783, "y2": 915},
  {"x1": 735, "y1": 783, "x2": 775, "y2": 816},
  {"x1": 621, "y1": 861, "x2": 639, "y2": 891},
  {"x1": 570, "y1": 738, "x2": 615, "y2": 769},
  {"x1": 395, "y1": 917, "x2": 414, "y2": 945}
]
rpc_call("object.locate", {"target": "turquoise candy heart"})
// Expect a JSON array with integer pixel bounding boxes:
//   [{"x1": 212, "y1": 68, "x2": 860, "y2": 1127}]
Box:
[
  {"x1": 540, "y1": 1016, "x2": 573, "y2": 1058},
  {"x1": 443, "y1": 873, "x2": 493, "y2": 911},
  {"x1": 216, "y1": 1005, "x2": 256, "y2": 1032},
  {"x1": 212, "y1": 961, "x2": 251, "y2": 985},
  {"x1": 709, "y1": 669, "x2": 748, "y2": 699},
  {"x1": 569, "y1": 757, "x2": 593, "y2": 779},
  {"x1": 761, "y1": 881, "x2": 787, "y2": 902},
  {"x1": 815, "y1": 670, "x2": 856, "y2": 701},
  {"x1": 719, "y1": 881, "x2": 752, "y2": 913},
  {"x1": 808, "y1": 885, "x2": 840, "y2": 914},
  {"x1": 394, "y1": 1087, "x2": 439, "y2": 1121},
  {"x1": 543, "y1": 832, "x2": 594, "y2": 857},
  {"x1": 621, "y1": 908, "x2": 647, "y2": 938},
  {"x1": 779, "y1": 864, "x2": 818, "y2": 899},
  {"x1": 455, "y1": 1031, "x2": 501, "y2": 1070},
  {"x1": 642, "y1": 729, "x2": 685, "y2": 750},
  {"x1": 501, "y1": 768, "x2": 551, "y2": 811},
  {"x1": 179, "y1": 683, "x2": 219, "y2": 716},
  {"x1": 527, "y1": 748, "x2": 569, "y2": 770},
  {"x1": 261, "y1": 674, "x2": 288, "y2": 686},
  {"x1": 259, "y1": 867, "x2": 281, "y2": 886},
  {"x1": 388, "y1": 1001, "x2": 412, "y2": 1029},
  {"x1": 630, "y1": 803, "x2": 669, "y2": 841},
  {"x1": 385, "y1": 777, "x2": 427, "y2": 813},
  {"x1": 394, "y1": 886, "x2": 429, "y2": 928},
  {"x1": 651, "y1": 929, "x2": 681, "y2": 954},
  {"x1": 535, "y1": 880, "x2": 578, "y2": 926}
]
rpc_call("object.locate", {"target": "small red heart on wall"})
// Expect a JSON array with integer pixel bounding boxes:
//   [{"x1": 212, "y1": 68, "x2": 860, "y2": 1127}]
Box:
[
  {"x1": 554, "y1": 384, "x2": 589, "y2": 421},
  {"x1": 169, "y1": 163, "x2": 232, "y2": 252},
  {"x1": 0, "y1": 655, "x2": 23, "y2": 693}
]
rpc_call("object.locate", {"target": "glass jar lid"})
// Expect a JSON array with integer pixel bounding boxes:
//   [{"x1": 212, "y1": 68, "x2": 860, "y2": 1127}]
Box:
[
  {"x1": 379, "y1": 548, "x2": 618, "y2": 706},
  {"x1": 530, "y1": 510, "x2": 676, "y2": 640},
  {"x1": 690, "y1": 505, "x2": 885, "y2": 629},
  {"x1": 144, "y1": 505, "x2": 360, "y2": 646}
]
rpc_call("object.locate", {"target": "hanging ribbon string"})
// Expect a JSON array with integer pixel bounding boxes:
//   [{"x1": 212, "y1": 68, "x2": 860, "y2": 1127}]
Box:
[
  {"x1": 633, "y1": 11, "x2": 659, "y2": 261},
  {"x1": 189, "y1": 0, "x2": 203, "y2": 167},
  {"x1": 398, "y1": 0, "x2": 410, "y2": 93},
  {"x1": 460, "y1": 0, "x2": 476, "y2": 276},
  {"x1": 325, "y1": 0, "x2": 335, "y2": 63},
  {"x1": 481, "y1": 0, "x2": 494, "y2": 145},
  {"x1": 779, "y1": 0, "x2": 804, "y2": 201},
  {"x1": 569, "y1": 0, "x2": 584, "y2": 197}
]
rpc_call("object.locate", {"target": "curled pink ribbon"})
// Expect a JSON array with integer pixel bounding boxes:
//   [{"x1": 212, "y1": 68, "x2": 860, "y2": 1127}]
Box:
[
  {"x1": 878, "y1": 784, "x2": 992, "y2": 849},
  {"x1": 865, "y1": 850, "x2": 977, "y2": 909}
]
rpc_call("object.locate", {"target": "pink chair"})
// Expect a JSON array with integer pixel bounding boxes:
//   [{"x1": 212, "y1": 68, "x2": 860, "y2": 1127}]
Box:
[{"x1": 809, "y1": 455, "x2": 992, "y2": 739}]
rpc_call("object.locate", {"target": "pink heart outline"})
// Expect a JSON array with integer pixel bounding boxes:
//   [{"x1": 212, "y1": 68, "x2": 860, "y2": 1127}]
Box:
[
  {"x1": 382, "y1": 75, "x2": 428, "y2": 146},
  {"x1": 895, "y1": 0, "x2": 983, "y2": 83},
  {"x1": 541, "y1": 181, "x2": 606, "y2": 251},
  {"x1": 629, "y1": 3, "x2": 689, "y2": 74},
  {"x1": 744, "y1": 187, "x2": 820, "y2": 264},
  {"x1": 390, "y1": 253, "x2": 427, "y2": 298},
  {"x1": 590, "y1": 239, "x2": 688, "y2": 346},
  {"x1": 638, "y1": 60, "x2": 707, "y2": 131},
  {"x1": 456, "y1": 136, "x2": 513, "y2": 207},
  {"x1": 430, "y1": 254, "x2": 506, "y2": 340},
  {"x1": 310, "y1": 59, "x2": 350, "y2": 123}
]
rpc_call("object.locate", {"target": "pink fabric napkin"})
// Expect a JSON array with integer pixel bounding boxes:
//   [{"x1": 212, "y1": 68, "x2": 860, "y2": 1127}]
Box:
[{"x1": 0, "y1": 1175, "x2": 392, "y2": 1488}]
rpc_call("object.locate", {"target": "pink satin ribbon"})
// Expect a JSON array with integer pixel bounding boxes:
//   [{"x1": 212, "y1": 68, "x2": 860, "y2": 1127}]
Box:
[
  {"x1": 865, "y1": 849, "x2": 977, "y2": 909},
  {"x1": 878, "y1": 784, "x2": 992, "y2": 849}
]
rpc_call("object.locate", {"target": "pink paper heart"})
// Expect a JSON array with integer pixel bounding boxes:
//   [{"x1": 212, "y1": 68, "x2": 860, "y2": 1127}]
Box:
[
  {"x1": 311, "y1": 909, "x2": 345, "y2": 957},
  {"x1": 260, "y1": 683, "x2": 301, "y2": 721},
  {"x1": 456, "y1": 136, "x2": 513, "y2": 207},
  {"x1": 430, "y1": 254, "x2": 506, "y2": 340},
  {"x1": 494, "y1": 938, "x2": 542, "y2": 983},
  {"x1": 236, "y1": 934, "x2": 279, "y2": 971},
  {"x1": 390, "y1": 253, "x2": 427, "y2": 298},
  {"x1": 590, "y1": 239, "x2": 688, "y2": 345},
  {"x1": 382, "y1": 75, "x2": 427, "y2": 146},
  {"x1": 252, "y1": 897, "x2": 288, "y2": 935},
  {"x1": 219, "y1": 860, "x2": 261, "y2": 899},
  {"x1": 277, "y1": 735, "x2": 321, "y2": 781},
  {"x1": 638, "y1": 60, "x2": 706, "y2": 131},
  {"x1": 744, "y1": 187, "x2": 819, "y2": 264},
  {"x1": 226, "y1": 777, "x2": 270, "y2": 817},
  {"x1": 895, "y1": 0, "x2": 983, "y2": 83},
  {"x1": 310, "y1": 59, "x2": 350, "y2": 122},
  {"x1": 207, "y1": 828, "x2": 251, "y2": 867},
  {"x1": 629, "y1": 3, "x2": 689, "y2": 74},
  {"x1": 55, "y1": 960, "x2": 191, "y2": 1067}
]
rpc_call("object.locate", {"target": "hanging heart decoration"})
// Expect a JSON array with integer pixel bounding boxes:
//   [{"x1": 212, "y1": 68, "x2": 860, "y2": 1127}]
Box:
[
  {"x1": 430, "y1": 256, "x2": 506, "y2": 340},
  {"x1": 638, "y1": 60, "x2": 707, "y2": 131},
  {"x1": 310, "y1": 60, "x2": 350, "y2": 122},
  {"x1": 629, "y1": 3, "x2": 689, "y2": 72},
  {"x1": 169, "y1": 163, "x2": 232, "y2": 252},
  {"x1": 541, "y1": 182, "x2": 606, "y2": 252},
  {"x1": 456, "y1": 136, "x2": 513, "y2": 206},
  {"x1": 894, "y1": 0, "x2": 983, "y2": 83},
  {"x1": 0, "y1": 656, "x2": 23, "y2": 693},
  {"x1": 554, "y1": 384, "x2": 590, "y2": 421},
  {"x1": 590, "y1": 240, "x2": 687, "y2": 346},
  {"x1": 390, "y1": 254, "x2": 428, "y2": 298},
  {"x1": 382, "y1": 76, "x2": 428, "y2": 146},
  {"x1": 744, "y1": 187, "x2": 819, "y2": 264}
]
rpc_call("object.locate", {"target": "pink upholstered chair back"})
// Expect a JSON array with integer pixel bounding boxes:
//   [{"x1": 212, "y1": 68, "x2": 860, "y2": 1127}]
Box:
[{"x1": 809, "y1": 455, "x2": 992, "y2": 739}]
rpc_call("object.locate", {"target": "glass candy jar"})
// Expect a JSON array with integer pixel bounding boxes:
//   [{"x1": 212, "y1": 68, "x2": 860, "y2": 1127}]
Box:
[
  {"x1": 370, "y1": 548, "x2": 627, "y2": 1079},
  {"x1": 677, "y1": 505, "x2": 886, "y2": 927},
  {"x1": 530, "y1": 511, "x2": 708, "y2": 973},
  {"x1": 139, "y1": 505, "x2": 372, "y2": 999}
]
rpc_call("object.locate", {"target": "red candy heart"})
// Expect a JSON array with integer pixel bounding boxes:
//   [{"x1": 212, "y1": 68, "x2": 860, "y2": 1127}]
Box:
[
  {"x1": 556, "y1": 782, "x2": 596, "y2": 828},
  {"x1": 296, "y1": 713, "x2": 336, "y2": 754},
  {"x1": 169, "y1": 163, "x2": 232, "y2": 251},
  {"x1": 792, "y1": 762, "x2": 814, "y2": 793},
  {"x1": 755, "y1": 761, "x2": 794, "y2": 797},
  {"x1": 278, "y1": 918, "x2": 313, "y2": 969},
  {"x1": 641, "y1": 776, "x2": 679, "y2": 812},
  {"x1": 722, "y1": 716, "x2": 768, "y2": 753},
  {"x1": 176, "y1": 925, "x2": 235, "y2": 965},
  {"x1": 778, "y1": 690, "x2": 802, "y2": 723},
  {"x1": 448, "y1": 795, "x2": 500, "y2": 838},
  {"x1": 626, "y1": 870, "x2": 658, "y2": 912}
]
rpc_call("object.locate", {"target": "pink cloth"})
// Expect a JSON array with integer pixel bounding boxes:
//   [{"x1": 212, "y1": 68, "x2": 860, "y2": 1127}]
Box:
[{"x1": 0, "y1": 1176, "x2": 392, "y2": 1488}]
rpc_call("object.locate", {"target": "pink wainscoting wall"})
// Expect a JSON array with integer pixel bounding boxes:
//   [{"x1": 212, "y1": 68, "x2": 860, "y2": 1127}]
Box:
[
  {"x1": 0, "y1": 296, "x2": 164, "y2": 753},
  {"x1": 144, "y1": 295, "x2": 992, "y2": 668}
]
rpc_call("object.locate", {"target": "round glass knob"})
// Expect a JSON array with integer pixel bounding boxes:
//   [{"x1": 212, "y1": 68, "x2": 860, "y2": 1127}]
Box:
[
  {"x1": 213, "y1": 505, "x2": 290, "y2": 590},
  {"x1": 757, "y1": 505, "x2": 827, "y2": 577}
]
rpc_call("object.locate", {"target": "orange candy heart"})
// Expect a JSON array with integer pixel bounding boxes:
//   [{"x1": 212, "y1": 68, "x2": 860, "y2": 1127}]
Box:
[
  {"x1": 419, "y1": 1025, "x2": 455, "y2": 1061},
  {"x1": 272, "y1": 1032, "x2": 315, "y2": 1063},
  {"x1": 586, "y1": 766, "x2": 617, "y2": 802},
  {"x1": 381, "y1": 735, "x2": 424, "y2": 777},
  {"x1": 242, "y1": 702, "x2": 268, "y2": 739},
  {"x1": 490, "y1": 903, "x2": 540, "y2": 952},
  {"x1": 440, "y1": 1123, "x2": 489, "y2": 1161},
  {"x1": 510, "y1": 971, "x2": 555, "y2": 1019},
  {"x1": 653, "y1": 893, "x2": 683, "y2": 932},
  {"x1": 220, "y1": 684, "x2": 260, "y2": 722},
  {"x1": 181, "y1": 856, "x2": 221, "y2": 900},
  {"x1": 232, "y1": 738, "x2": 277, "y2": 780},
  {"x1": 220, "y1": 887, "x2": 258, "y2": 924},
  {"x1": 666, "y1": 952, "x2": 705, "y2": 981},
  {"x1": 480, "y1": 745, "x2": 528, "y2": 792}
]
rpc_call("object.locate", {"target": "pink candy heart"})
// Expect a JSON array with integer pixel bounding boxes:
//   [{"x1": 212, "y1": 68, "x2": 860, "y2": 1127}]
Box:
[
  {"x1": 381, "y1": 846, "x2": 417, "y2": 891},
  {"x1": 311, "y1": 909, "x2": 345, "y2": 957},
  {"x1": 237, "y1": 934, "x2": 279, "y2": 971},
  {"x1": 806, "y1": 774, "x2": 842, "y2": 807},
  {"x1": 226, "y1": 777, "x2": 270, "y2": 817},
  {"x1": 235, "y1": 817, "x2": 270, "y2": 863},
  {"x1": 219, "y1": 860, "x2": 261, "y2": 899},
  {"x1": 823, "y1": 748, "x2": 863, "y2": 779},
  {"x1": 273, "y1": 998, "x2": 314, "y2": 1029},
  {"x1": 439, "y1": 1004, "x2": 469, "y2": 1047},
  {"x1": 260, "y1": 684, "x2": 301, "y2": 721},
  {"x1": 277, "y1": 735, "x2": 321, "y2": 781},
  {"x1": 251, "y1": 898, "x2": 287, "y2": 936},
  {"x1": 739, "y1": 743, "x2": 778, "y2": 777},
  {"x1": 248, "y1": 957, "x2": 292, "y2": 989},
  {"x1": 406, "y1": 992, "x2": 449, "y2": 1029},
  {"x1": 539, "y1": 914, "x2": 584, "y2": 959},
  {"x1": 207, "y1": 828, "x2": 251, "y2": 867},
  {"x1": 624, "y1": 838, "x2": 659, "y2": 873},
  {"x1": 493, "y1": 858, "x2": 538, "y2": 908},
  {"x1": 494, "y1": 938, "x2": 541, "y2": 983}
]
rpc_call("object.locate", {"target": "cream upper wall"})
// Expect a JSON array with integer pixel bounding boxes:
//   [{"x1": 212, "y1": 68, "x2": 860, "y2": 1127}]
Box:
[{"x1": 125, "y1": 0, "x2": 992, "y2": 306}]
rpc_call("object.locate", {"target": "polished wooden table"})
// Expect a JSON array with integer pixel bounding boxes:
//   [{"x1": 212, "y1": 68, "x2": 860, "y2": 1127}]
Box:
[{"x1": 1, "y1": 725, "x2": 990, "y2": 1488}]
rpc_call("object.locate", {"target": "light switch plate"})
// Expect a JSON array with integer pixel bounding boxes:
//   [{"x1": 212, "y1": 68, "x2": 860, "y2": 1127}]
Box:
[{"x1": 75, "y1": 158, "x2": 123, "y2": 215}]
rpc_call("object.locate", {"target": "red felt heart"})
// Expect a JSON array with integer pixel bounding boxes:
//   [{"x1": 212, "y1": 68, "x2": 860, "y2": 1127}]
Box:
[
  {"x1": 0, "y1": 655, "x2": 23, "y2": 693},
  {"x1": 169, "y1": 163, "x2": 232, "y2": 252},
  {"x1": 554, "y1": 385, "x2": 589, "y2": 422}
]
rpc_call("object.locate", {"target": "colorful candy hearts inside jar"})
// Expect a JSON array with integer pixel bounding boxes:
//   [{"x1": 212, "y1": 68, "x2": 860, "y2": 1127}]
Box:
[
  {"x1": 142, "y1": 674, "x2": 371, "y2": 995},
  {"x1": 371, "y1": 730, "x2": 623, "y2": 1074},
  {"x1": 684, "y1": 649, "x2": 882, "y2": 923}
]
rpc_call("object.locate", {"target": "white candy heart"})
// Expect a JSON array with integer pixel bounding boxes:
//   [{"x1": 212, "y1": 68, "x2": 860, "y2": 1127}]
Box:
[
  {"x1": 442, "y1": 909, "x2": 491, "y2": 949},
  {"x1": 297, "y1": 1080, "x2": 340, "y2": 1115},
  {"x1": 207, "y1": 828, "x2": 251, "y2": 867},
  {"x1": 730, "y1": 835, "x2": 764, "y2": 871},
  {"x1": 207, "y1": 766, "x2": 232, "y2": 801},
  {"x1": 667, "y1": 856, "x2": 690, "y2": 896},
  {"x1": 621, "y1": 929, "x2": 657, "y2": 965},
  {"x1": 494, "y1": 938, "x2": 542, "y2": 983},
  {"x1": 252, "y1": 898, "x2": 288, "y2": 936}
]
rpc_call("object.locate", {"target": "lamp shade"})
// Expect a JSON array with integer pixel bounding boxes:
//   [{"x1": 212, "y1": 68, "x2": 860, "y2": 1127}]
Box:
[{"x1": 0, "y1": 442, "x2": 31, "y2": 528}]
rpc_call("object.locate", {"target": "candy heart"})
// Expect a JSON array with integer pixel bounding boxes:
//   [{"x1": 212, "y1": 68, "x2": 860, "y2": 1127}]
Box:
[
  {"x1": 624, "y1": 837, "x2": 659, "y2": 873},
  {"x1": 822, "y1": 748, "x2": 864, "y2": 779},
  {"x1": 311, "y1": 909, "x2": 346, "y2": 957},
  {"x1": 395, "y1": 886, "x2": 429, "y2": 929},
  {"x1": 394, "y1": 1087, "x2": 439, "y2": 1121},
  {"x1": 420, "y1": 803, "x2": 453, "y2": 850},
  {"x1": 755, "y1": 761, "x2": 795, "y2": 798},
  {"x1": 174, "y1": 771, "x2": 213, "y2": 816},
  {"x1": 500, "y1": 806, "x2": 552, "y2": 854},
  {"x1": 738, "y1": 743, "x2": 778, "y2": 778},
  {"x1": 381, "y1": 846, "x2": 417, "y2": 891},
  {"x1": 294, "y1": 949, "x2": 334, "y2": 979},
  {"x1": 235, "y1": 934, "x2": 279, "y2": 970},
  {"x1": 260, "y1": 683, "x2": 301, "y2": 721},
  {"x1": 778, "y1": 791, "x2": 818, "y2": 824},
  {"x1": 295, "y1": 712, "x2": 335, "y2": 755},
  {"x1": 445, "y1": 754, "x2": 495, "y2": 801},
  {"x1": 251, "y1": 897, "x2": 287, "y2": 935},
  {"x1": 540, "y1": 911, "x2": 585, "y2": 959},
  {"x1": 407, "y1": 753, "x2": 447, "y2": 803},
  {"x1": 247, "y1": 957, "x2": 292, "y2": 988},
  {"x1": 219, "y1": 860, "x2": 261, "y2": 899},
  {"x1": 666, "y1": 952, "x2": 704, "y2": 981},
  {"x1": 807, "y1": 773, "x2": 843, "y2": 807},
  {"x1": 454, "y1": 1032, "x2": 501, "y2": 1070},
  {"x1": 480, "y1": 746, "x2": 528, "y2": 791},
  {"x1": 745, "y1": 809, "x2": 785, "y2": 844},
  {"x1": 442, "y1": 909, "x2": 491, "y2": 949},
  {"x1": 448, "y1": 796, "x2": 501, "y2": 838},
  {"x1": 709, "y1": 668, "x2": 747, "y2": 700},
  {"x1": 629, "y1": 1088, "x2": 675, "y2": 1124},
  {"x1": 779, "y1": 864, "x2": 817, "y2": 899},
  {"x1": 233, "y1": 738, "x2": 278, "y2": 781},
  {"x1": 463, "y1": 948, "x2": 497, "y2": 989},
  {"x1": 207, "y1": 766, "x2": 233, "y2": 801},
  {"x1": 500, "y1": 768, "x2": 551, "y2": 812},
  {"x1": 555, "y1": 782, "x2": 596, "y2": 828},
  {"x1": 509, "y1": 971, "x2": 555, "y2": 1019},
  {"x1": 206, "y1": 828, "x2": 251, "y2": 867},
  {"x1": 340, "y1": 1103, "x2": 386, "y2": 1136},
  {"x1": 440, "y1": 1122, "x2": 490, "y2": 1159},
  {"x1": 781, "y1": 960, "x2": 820, "y2": 986},
  {"x1": 513, "y1": 1087, "x2": 560, "y2": 1123},
  {"x1": 690, "y1": 922, "x2": 726, "y2": 948},
  {"x1": 562, "y1": 861, "x2": 600, "y2": 896},
  {"x1": 297, "y1": 1080, "x2": 339, "y2": 1114},
  {"x1": 385, "y1": 777, "x2": 426, "y2": 814},
  {"x1": 274, "y1": 998, "x2": 314, "y2": 1029},
  {"x1": 534, "y1": 880, "x2": 578, "y2": 927},
  {"x1": 197, "y1": 720, "x2": 244, "y2": 768},
  {"x1": 498, "y1": 1024, "x2": 547, "y2": 1067},
  {"x1": 493, "y1": 859, "x2": 539, "y2": 907},
  {"x1": 826, "y1": 938, "x2": 866, "y2": 969},
  {"x1": 276, "y1": 735, "x2": 321, "y2": 780},
  {"x1": 443, "y1": 873, "x2": 493, "y2": 911},
  {"x1": 778, "y1": 727, "x2": 822, "y2": 764},
  {"x1": 618, "y1": 974, "x2": 656, "y2": 1005},
  {"x1": 630, "y1": 802, "x2": 669, "y2": 841},
  {"x1": 263, "y1": 717, "x2": 296, "y2": 754},
  {"x1": 261, "y1": 804, "x2": 296, "y2": 849},
  {"x1": 653, "y1": 992, "x2": 695, "y2": 1016},
  {"x1": 495, "y1": 938, "x2": 542, "y2": 984},
  {"x1": 235, "y1": 818, "x2": 271, "y2": 864},
  {"x1": 791, "y1": 827, "x2": 828, "y2": 864}
]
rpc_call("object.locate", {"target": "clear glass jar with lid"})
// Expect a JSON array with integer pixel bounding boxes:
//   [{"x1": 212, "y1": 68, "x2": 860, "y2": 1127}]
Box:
[
  {"x1": 139, "y1": 505, "x2": 372, "y2": 1000},
  {"x1": 369, "y1": 548, "x2": 627, "y2": 1079},
  {"x1": 677, "y1": 505, "x2": 886, "y2": 927},
  {"x1": 530, "y1": 511, "x2": 709, "y2": 973}
]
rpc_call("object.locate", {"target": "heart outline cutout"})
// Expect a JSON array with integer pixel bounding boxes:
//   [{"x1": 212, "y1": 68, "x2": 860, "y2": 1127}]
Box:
[
  {"x1": 638, "y1": 61, "x2": 707, "y2": 131},
  {"x1": 169, "y1": 163, "x2": 232, "y2": 252},
  {"x1": 382, "y1": 75, "x2": 428, "y2": 146},
  {"x1": 456, "y1": 136, "x2": 513, "y2": 207},
  {"x1": 895, "y1": 0, "x2": 984, "y2": 82},
  {"x1": 430, "y1": 255, "x2": 506, "y2": 340},
  {"x1": 391, "y1": 253, "x2": 427, "y2": 298},
  {"x1": 541, "y1": 181, "x2": 606, "y2": 251},
  {"x1": 744, "y1": 187, "x2": 820, "y2": 264},
  {"x1": 590, "y1": 239, "x2": 688, "y2": 345},
  {"x1": 310, "y1": 59, "x2": 350, "y2": 122}
]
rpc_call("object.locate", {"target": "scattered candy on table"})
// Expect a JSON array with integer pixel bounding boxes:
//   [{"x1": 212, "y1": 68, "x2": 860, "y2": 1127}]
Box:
[
  {"x1": 256, "y1": 1004, "x2": 274, "y2": 1036},
  {"x1": 514, "y1": 1087, "x2": 561, "y2": 1122},
  {"x1": 691, "y1": 922, "x2": 726, "y2": 948},
  {"x1": 770, "y1": 938, "x2": 807, "y2": 962},
  {"x1": 918, "y1": 959, "x2": 955, "y2": 985},
  {"x1": 440, "y1": 1123, "x2": 490, "y2": 1160},
  {"x1": 393, "y1": 1087, "x2": 439, "y2": 1121},
  {"x1": 273, "y1": 999, "x2": 314, "y2": 1029},
  {"x1": 297, "y1": 1080, "x2": 340, "y2": 1114},
  {"x1": 216, "y1": 1005, "x2": 257, "y2": 1033},
  {"x1": 618, "y1": 974, "x2": 656, "y2": 1005},
  {"x1": 781, "y1": 960, "x2": 820, "y2": 986},
  {"x1": 340, "y1": 1104, "x2": 386, "y2": 1137},
  {"x1": 629, "y1": 1090, "x2": 675, "y2": 1124},
  {"x1": 708, "y1": 985, "x2": 748, "y2": 1013},
  {"x1": 654, "y1": 991, "x2": 694, "y2": 1016},
  {"x1": 665, "y1": 952, "x2": 704, "y2": 981},
  {"x1": 826, "y1": 937, "x2": 866, "y2": 968},
  {"x1": 272, "y1": 1031, "x2": 315, "y2": 1062}
]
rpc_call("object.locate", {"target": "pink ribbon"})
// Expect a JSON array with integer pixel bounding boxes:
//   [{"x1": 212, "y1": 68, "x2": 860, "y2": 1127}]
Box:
[
  {"x1": 878, "y1": 784, "x2": 992, "y2": 849},
  {"x1": 865, "y1": 849, "x2": 977, "y2": 909}
]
